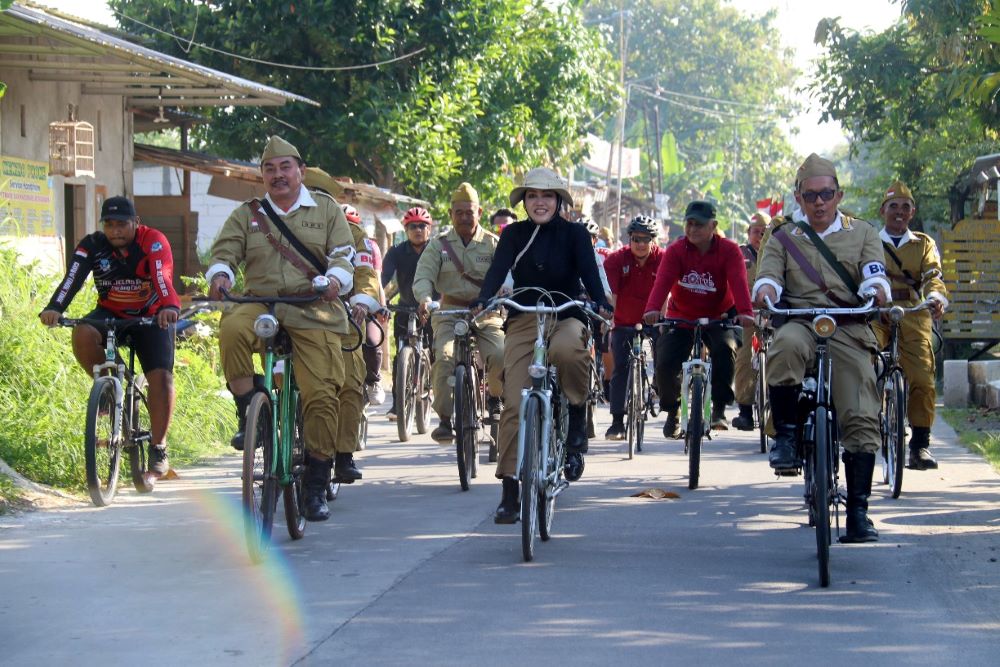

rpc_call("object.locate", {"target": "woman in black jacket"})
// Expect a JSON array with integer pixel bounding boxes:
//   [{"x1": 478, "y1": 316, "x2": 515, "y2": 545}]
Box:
[{"x1": 475, "y1": 167, "x2": 612, "y2": 524}]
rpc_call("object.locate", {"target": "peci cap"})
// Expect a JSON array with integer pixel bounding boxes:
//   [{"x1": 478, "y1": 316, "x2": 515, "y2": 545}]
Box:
[
  {"x1": 881, "y1": 180, "x2": 914, "y2": 207},
  {"x1": 684, "y1": 200, "x2": 717, "y2": 225},
  {"x1": 101, "y1": 196, "x2": 136, "y2": 222},
  {"x1": 795, "y1": 153, "x2": 838, "y2": 189},
  {"x1": 260, "y1": 135, "x2": 301, "y2": 164},
  {"x1": 451, "y1": 182, "x2": 480, "y2": 206},
  {"x1": 509, "y1": 167, "x2": 573, "y2": 207},
  {"x1": 748, "y1": 212, "x2": 769, "y2": 229},
  {"x1": 303, "y1": 166, "x2": 343, "y2": 197}
]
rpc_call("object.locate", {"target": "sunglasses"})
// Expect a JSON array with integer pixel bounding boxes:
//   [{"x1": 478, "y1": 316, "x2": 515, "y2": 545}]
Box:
[
  {"x1": 406, "y1": 223, "x2": 429, "y2": 230},
  {"x1": 800, "y1": 188, "x2": 838, "y2": 204},
  {"x1": 630, "y1": 236, "x2": 653, "y2": 244}
]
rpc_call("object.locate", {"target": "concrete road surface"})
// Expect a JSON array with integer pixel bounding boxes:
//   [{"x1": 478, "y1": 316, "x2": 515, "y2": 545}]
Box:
[{"x1": 1, "y1": 406, "x2": 999, "y2": 666}]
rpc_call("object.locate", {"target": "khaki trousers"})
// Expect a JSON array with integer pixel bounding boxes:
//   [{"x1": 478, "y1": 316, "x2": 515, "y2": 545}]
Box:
[
  {"x1": 734, "y1": 324, "x2": 756, "y2": 406},
  {"x1": 766, "y1": 320, "x2": 880, "y2": 454},
  {"x1": 430, "y1": 313, "x2": 504, "y2": 418},
  {"x1": 336, "y1": 343, "x2": 367, "y2": 453},
  {"x1": 496, "y1": 315, "x2": 591, "y2": 478},
  {"x1": 873, "y1": 313, "x2": 936, "y2": 428},
  {"x1": 220, "y1": 303, "x2": 345, "y2": 459}
]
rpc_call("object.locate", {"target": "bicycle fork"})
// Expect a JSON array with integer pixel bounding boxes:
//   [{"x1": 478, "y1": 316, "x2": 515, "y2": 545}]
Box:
[{"x1": 680, "y1": 359, "x2": 711, "y2": 439}]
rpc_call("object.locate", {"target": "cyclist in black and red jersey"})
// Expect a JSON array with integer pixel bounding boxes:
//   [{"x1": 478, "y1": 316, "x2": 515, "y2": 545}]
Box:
[{"x1": 39, "y1": 196, "x2": 181, "y2": 478}]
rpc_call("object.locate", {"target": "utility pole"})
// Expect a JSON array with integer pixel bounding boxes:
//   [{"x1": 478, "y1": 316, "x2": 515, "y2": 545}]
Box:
[{"x1": 613, "y1": 0, "x2": 628, "y2": 243}]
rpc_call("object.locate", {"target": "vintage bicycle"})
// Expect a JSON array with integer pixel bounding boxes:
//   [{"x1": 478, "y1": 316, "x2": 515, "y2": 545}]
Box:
[
  {"x1": 387, "y1": 304, "x2": 432, "y2": 443},
  {"x1": 752, "y1": 312, "x2": 774, "y2": 455}
]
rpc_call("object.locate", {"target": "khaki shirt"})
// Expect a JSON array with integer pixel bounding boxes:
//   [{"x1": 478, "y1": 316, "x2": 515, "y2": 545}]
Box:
[
  {"x1": 208, "y1": 190, "x2": 355, "y2": 332},
  {"x1": 413, "y1": 225, "x2": 499, "y2": 306},
  {"x1": 347, "y1": 223, "x2": 382, "y2": 311},
  {"x1": 878, "y1": 228, "x2": 948, "y2": 306},
  {"x1": 755, "y1": 213, "x2": 889, "y2": 309}
]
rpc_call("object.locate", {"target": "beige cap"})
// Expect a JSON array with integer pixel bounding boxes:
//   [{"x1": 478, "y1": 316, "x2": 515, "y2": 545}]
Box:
[
  {"x1": 881, "y1": 180, "x2": 914, "y2": 207},
  {"x1": 795, "y1": 153, "x2": 837, "y2": 188},
  {"x1": 748, "y1": 212, "x2": 769, "y2": 228},
  {"x1": 303, "y1": 166, "x2": 342, "y2": 196},
  {"x1": 509, "y1": 167, "x2": 573, "y2": 207},
  {"x1": 451, "y1": 182, "x2": 480, "y2": 206},
  {"x1": 260, "y1": 135, "x2": 301, "y2": 163}
]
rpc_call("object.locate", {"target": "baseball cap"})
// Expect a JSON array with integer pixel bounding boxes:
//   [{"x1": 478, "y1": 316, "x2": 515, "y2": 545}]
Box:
[
  {"x1": 684, "y1": 200, "x2": 717, "y2": 225},
  {"x1": 101, "y1": 196, "x2": 137, "y2": 222}
]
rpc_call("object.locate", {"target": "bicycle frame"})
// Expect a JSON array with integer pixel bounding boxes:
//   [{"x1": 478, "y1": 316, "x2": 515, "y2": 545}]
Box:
[
  {"x1": 258, "y1": 341, "x2": 299, "y2": 488},
  {"x1": 680, "y1": 326, "x2": 711, "y2": 439}
]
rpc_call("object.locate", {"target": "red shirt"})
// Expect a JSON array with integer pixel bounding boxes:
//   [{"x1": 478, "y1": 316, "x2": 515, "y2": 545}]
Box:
[
  {"x1": 595, "y1": 246, "x2": 612, "y2": 264},
  {"x1": 643, "y1": 235, "x2": 752, "y2": 321},
  {"x1": 605, "y1": 244, "x2": 663, "y2": 326}
]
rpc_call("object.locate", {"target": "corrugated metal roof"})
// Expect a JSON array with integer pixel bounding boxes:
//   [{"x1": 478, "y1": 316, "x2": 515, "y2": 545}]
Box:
[{"x1": 0, "y1": 3, "x2": 318, "y2": 108}]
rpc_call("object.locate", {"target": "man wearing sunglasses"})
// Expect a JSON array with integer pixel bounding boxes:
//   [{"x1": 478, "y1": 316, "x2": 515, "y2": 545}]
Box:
[
  {"x1": 753, "y1": 153, "x2": 890, "y2": 543},
  {"x1": 871, "y1": 181, "x2": 947, "y2": 470},
  {"x1": 414, "y1": 183, "x2": 505, "y2": 444}
]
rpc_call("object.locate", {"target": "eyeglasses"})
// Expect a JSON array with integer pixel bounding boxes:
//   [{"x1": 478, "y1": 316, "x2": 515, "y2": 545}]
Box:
[
  {"x1": 406, "y1": 223, "x2": 429, "y2": 230},
  {"x1": 800, "y1": 188, "x2": 838, "y2": 204},
  {"x1": 630, "y1": 236, "x2": 653, "y2": 244}
]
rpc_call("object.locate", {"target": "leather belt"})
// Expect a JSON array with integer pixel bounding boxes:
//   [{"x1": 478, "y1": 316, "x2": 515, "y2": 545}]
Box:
[{"x1": 441, "y1": 296, "x2": 473, "y2": 308}]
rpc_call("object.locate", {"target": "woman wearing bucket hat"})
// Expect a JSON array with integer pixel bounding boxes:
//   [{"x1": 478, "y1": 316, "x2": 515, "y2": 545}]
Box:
[{"x1": 473, "y1": 167, "x2": 612, "y2": 524}]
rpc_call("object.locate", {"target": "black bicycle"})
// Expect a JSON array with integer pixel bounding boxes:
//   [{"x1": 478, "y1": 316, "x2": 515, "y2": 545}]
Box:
[
  {"x1": 585, "y1": 321, "x2": 608, "y2": 439},
  {"x1": 752, "y1": 312, "x2": 774, "y2": 455},
  {"x1": 59, "y1": 317, "x2": 159, "y2": 506},
  {"x1": 623, "y1": 324, "x2": 658, "y2": 459},
  {"x1": 387, "y1": 304, "x2": 432, "y2": 443}
]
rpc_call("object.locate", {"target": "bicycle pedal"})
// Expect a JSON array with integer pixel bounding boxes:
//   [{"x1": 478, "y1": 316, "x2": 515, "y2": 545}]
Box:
[{"x1": 774, "y1": 467, "x2": 801, "y2": 477}]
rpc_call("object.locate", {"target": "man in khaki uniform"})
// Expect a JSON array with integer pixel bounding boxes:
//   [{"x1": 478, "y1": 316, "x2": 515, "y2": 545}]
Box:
[
  {"x1": 871, "y1": 180, "x2": 948, "y2": 470},
  {"x1": 207, "y1": 136, "x2": 355, "y2": 522},
  {"x1": 753, "y1": 153, "x2": 890, "y2": 543},
  {"x1": 732, "y1": 213, "x2": 768, "y2": 431},
  {"x1": 413, "y1": 182, "x2": 505, "y2": 443},
  {"x1": 303, "y1": 167, "x2": 384, "y2": 484}
]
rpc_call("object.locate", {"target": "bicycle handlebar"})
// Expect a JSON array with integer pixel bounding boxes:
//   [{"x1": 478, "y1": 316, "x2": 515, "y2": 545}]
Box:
[
  {"x1": 58, "y1": 316, "x2": 157, "y2": 328},
  {"x1": 487, "y1": 297, "x2": 612, "y2": 326},
  {"x1": 763, "y1": 295, "x2": 877, "y2": 317},
  {"x1": 878, "y1": 298, "x2": 934, "y2": 323},
  {"x1": 653, "y1": 316, "x2": 741, "y2": 330},
  {"x1": 218, "y1": 287, "x2": 323, "y2": 306}
]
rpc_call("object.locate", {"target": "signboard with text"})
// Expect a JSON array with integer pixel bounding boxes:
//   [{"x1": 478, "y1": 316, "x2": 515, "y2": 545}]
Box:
[{"x1": 1, "y1": 156, "x2": 57, "y2": 237}]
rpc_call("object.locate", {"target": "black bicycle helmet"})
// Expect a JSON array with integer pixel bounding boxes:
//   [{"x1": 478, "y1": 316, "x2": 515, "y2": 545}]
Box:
[{"x1": 626, "y1": 215, "x2": 658, "y2": 238}]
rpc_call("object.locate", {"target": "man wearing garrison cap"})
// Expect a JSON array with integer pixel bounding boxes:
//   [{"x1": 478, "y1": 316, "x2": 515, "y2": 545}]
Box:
[
  {"x1": 871, "y1": 180, "x2": 948, "y2": 470},
  {"x1": 207, "y1": 135, "x2": 357, "y2": 522},
  {"x1": 753, "y1": 153, "x2": 891, "y2": 544},
  {"x1": 413, "y1": 182, "x2": 505, "y2": 443}
]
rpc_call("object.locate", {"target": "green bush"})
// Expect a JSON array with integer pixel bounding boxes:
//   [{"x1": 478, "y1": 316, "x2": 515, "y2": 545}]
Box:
[{"x1": 0, "y1": 245, "x2": 234, "y2": 491}]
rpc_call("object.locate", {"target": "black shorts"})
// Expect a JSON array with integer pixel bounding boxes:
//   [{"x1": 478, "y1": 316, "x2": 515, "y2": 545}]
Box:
[{"x1": 83, "y1": 307, "x2": 175, "y2": 373}]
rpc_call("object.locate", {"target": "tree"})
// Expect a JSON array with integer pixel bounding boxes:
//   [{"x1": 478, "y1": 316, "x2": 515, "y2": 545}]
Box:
[
  {"x1": 110, "y1": 0, "x2": 618, "y2": 213},
  {"x1": 583, "y1": 0, "x2": 800, "y2": 229}
]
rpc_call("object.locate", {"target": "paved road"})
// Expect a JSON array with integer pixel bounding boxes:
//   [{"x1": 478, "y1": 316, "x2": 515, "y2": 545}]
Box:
[{"x1": 2, "y1": 406, "x2": 999, "y2": 666}]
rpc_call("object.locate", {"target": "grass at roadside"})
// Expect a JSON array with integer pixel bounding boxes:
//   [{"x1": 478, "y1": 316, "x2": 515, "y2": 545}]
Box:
[
  {"x1": 939, "y1": 407, "x2": 1000, "y2": 472},
  {"x1": 0, "y1": 473, "x2": 25, "y2": 515}
]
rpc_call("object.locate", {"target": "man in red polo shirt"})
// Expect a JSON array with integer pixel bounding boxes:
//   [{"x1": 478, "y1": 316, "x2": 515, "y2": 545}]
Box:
[
  {"x1": 643, "y1": 200, "x2": 753, "y2": 437},
  {"x1": 603, "y1": 215, "x2": 664, "y2": 439}
]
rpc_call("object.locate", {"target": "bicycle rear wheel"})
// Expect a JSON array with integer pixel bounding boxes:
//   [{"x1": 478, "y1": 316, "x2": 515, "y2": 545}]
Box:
[
  {"x1": 395, "y1": 346, "x2": 417, "y2": 442},
  {"x1": 626, "y1": 363, "x2": 642, "y2": 459},
  {"x1": 687, "y1": 375, "x2": 705, "y2": 490},
  {"x1": 242, "y1": 392, "x2": 276, "y2": 563},
  {"x1": 454, "y1": 365, "x2": 476, "y2": 491},
  {"x1": 520, "y1": 395, "x2": 543, "y2": 562},
  {"x1": 284, "y1": 399, "x2": 306, "y2": 540},
  {"x1": 884, "y1": 370, "x2": 906, "y2": 498},
  {"x1": 415, "y1": 350, "x2": 432, "y2": 434},
  {"x1": 813, "y1": 406, "x2": 832, "y2": 588},
  {"x1": 540, "y1": 395, "x2": 563, "y2": 542},
  {"x1": 84, "y1": 376, "x2": 123, "y2": 507},
  {"x1": 755, "y1": 351, "x2": 769, "y2": 454},
  {"x1": 126, "y1": 376, "x2": 154, "y2": 494}
]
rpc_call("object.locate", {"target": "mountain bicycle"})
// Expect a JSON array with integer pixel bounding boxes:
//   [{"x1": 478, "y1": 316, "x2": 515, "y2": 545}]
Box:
[
  {"x1": 387, "y1": 304, "x2": 432, "y2": 443},
  {"x1": 623, "y1": 324, "x2": 658, "y2": 459},
  {"x1": 487, "y1": 293, "x2": 607, "y2": 562},
  {"x1": 765, "y1": 295, "x2": 878, "y2": 588},
  {"x1": 429, "y1": 305, "x2": 499, "y2": 491},
  {"x1": 876, "y1": 299, "x2": 932, "y2": 499},
  {"x1": 655, "y1": 316, "x2": 739, "y2": 490},
  {"x1": 59, "y1": 316, "x2": 159, "y2": 506}
]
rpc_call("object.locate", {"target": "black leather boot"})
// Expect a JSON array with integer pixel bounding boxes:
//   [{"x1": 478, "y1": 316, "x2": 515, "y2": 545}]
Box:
[
  {"x1": 908, "y1": 426, "x2": 937, "y2": 470},
  {"x1": 229, "y1": 390, "x2": 255, "y2": 451},
  {"x1": 494, "y1": 477, "x2": 520, "y2": 524},
  {"x1": 767, "y1": 385, "x2": 800, "y2": 471},
  {"x1": 564, "y1": 403, "x2": 587, "y2": 482},
  {"x1": 842, "y1": 451, "x2": 879, "y2": 543},
  {"x1": 303, "y1": 454, "x2": 332, "y2": 521},
  {"x1": 732, "y1": 404, "x2": 755, "y2": 431},
  {"x1": 333, "y1": 452, "x2": 362, "y2": 483}
]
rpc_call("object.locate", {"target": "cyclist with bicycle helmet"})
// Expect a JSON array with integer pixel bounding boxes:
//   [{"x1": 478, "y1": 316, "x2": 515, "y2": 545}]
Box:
[
  {"x1": 473, "y1": 167, "x2": 611, "y2": 524},
  {"x1": 413, "y1": 183, "x2": 505, "y2": 444},
  {"x1": 383, "y1": 206, "x2": 437, "y2": 421},
  {"x1": 603, "y1": 215, "x2": 664, "y2": 439}
]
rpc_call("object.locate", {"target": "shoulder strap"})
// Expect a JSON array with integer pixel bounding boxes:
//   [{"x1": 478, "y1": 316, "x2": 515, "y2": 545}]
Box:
[
  {"x1": 438, "y1": 236, "x2": 484, "y2": 288},
  {"x1": 793, "y1": 220, "x2": 860, "y2": 296},
  {"x1": 773, "y1": 227, "x2": 855, "y2": 308},
  {"x1": 881, "y1": 241, "x2": 920, "y2": 289},
  {"x1": 255, "y1": 199, "x2": 327, "y2": 276}
]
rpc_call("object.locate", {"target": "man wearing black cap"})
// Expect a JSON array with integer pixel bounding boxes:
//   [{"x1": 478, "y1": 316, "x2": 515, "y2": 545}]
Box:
[
  {"x1": 642, "y1": 200, "x2": 754, "y2": 436},
  {"x1": 39, "y1": 196, "x2": 180, "y2": 481}
]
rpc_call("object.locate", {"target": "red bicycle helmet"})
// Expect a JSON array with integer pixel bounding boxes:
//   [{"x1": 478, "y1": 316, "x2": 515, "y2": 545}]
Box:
[
  {"x1": 402, "y1": 206, "x2": 433, "y2": 226},
  {"x1": 341, "y1": 204, "x2": 361, "y2": 224}
]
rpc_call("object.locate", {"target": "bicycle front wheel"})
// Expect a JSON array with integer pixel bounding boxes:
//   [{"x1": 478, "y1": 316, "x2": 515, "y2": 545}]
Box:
[
  {"x1": 454, "y1": 365, "x2": 476, "y2": 491},
  {"x1": 242, "y1": 392, "x2": 276, "y2": 563},
  {"x1": 520, "y1": 395, "x2": 543, "y2": 562},
  {"x1": 284, "y1": 399, "x2": 306, "y2": 540},
  {"x1": 813, "y1": 406, "x2": 832, "y2": 588},
  {"x1": 126, "y1": 375, "x2": 154, "y2": 494},
  {"x1": 686, "y1": 375, "x2": 705, "y2": 490},
  {"x1": 395, "y1": 346, "x2": 417, "y2": 442},
  {"x1": 884, "y1": 370, "x2": 906, "y2": 498},
  {"x1": 755, "y1": 351, "x2": 769, "y2": 454},
  {"x1": 415, "y1": 350, "x2": 432, "y2": 435},
  {"x1": 85, "y1": 376, "x2": 123, "y2": 507}
]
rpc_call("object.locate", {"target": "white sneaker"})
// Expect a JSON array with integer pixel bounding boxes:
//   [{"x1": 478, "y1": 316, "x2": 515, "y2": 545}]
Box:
[{"x1": 366, "y1": 382, "x2": 386, "y2": 406}]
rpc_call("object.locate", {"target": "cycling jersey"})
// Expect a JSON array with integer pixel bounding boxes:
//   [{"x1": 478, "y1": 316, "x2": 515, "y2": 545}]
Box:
[{"x1": 45, "y1": 226, "x2": 181, "y2": 317}]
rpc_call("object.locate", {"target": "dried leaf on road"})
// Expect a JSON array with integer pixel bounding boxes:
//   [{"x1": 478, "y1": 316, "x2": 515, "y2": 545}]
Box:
[{"x1": 631, "y1": 488, "x2": 680, "y2": 500}]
